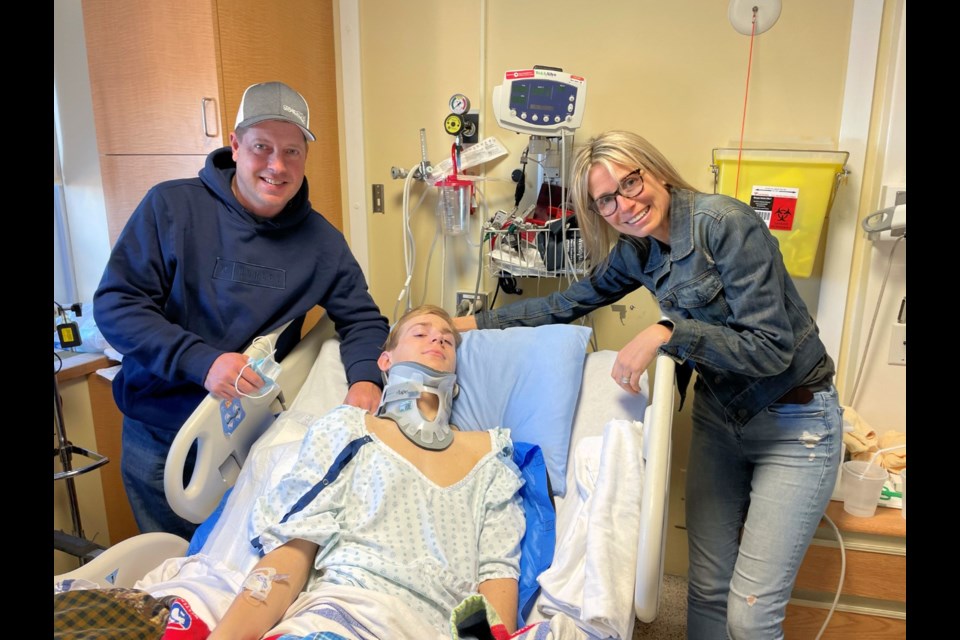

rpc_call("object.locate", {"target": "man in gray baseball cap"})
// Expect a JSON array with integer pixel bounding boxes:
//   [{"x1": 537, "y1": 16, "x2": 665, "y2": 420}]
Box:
[
  {"x1": 228, "y1": 82, "x2": 315, "y2": 218},
  {"x1": 94, "y1": 80, "x2": 389, "y2": 540},
  {"x1": 235, "y1": 81, "x2": 317, "y2": 142}
]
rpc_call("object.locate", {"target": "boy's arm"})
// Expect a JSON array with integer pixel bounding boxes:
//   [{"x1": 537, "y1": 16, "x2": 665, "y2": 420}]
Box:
[
  {"x1": 478, "y1": 577, "x2": 519, "y2": 633},
  {"x1": 210, "y1": 538, "x2": 318, "y2": 640}
]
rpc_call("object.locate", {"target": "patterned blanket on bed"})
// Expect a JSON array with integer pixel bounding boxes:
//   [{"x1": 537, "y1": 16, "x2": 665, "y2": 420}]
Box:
[
  {"x1": 53, "y1": 588, "x2": 175, "y2": 639},
  {"x1": 53, "y1": 589, "x2": 562, "y2": 640}
]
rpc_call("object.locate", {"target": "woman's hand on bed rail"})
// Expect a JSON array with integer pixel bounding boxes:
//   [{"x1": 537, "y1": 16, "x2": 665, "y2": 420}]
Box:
[
  {"x1": 343, "y1": 381, "x2": 383, "y2": 413},
  {"x1": 205, "y1": 353, "x2": 265, "y2": 400},
  {"x1": 613, "y1": 323, "x2": 673, "y2": 393}
]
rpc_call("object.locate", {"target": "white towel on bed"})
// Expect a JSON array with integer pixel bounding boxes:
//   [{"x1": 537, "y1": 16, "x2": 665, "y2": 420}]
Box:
[
  {"x1": 136, "y1": 553, "x2": 243, "y2": 630},
  {"x1": 534, "y1": 419, "x2": 644, "y2": 640}
]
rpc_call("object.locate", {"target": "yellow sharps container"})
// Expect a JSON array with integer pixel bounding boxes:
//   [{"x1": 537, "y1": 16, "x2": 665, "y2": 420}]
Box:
[{"x1": 712, "y1": 148, "x2": 848, "y2": 278}]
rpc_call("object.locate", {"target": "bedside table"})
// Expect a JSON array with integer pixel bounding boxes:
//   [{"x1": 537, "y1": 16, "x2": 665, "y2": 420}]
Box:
[{"x1": 784, "y1": 499, "x2": 906, "y2": 638}]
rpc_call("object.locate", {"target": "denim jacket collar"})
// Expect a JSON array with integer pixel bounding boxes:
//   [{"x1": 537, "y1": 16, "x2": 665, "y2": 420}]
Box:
[{"x1": 667, "y1": 187, "x2": 696, "y2": 261}]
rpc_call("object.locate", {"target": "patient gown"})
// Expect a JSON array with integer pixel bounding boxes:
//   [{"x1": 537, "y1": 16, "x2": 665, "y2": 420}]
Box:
[{"x1": 252, "y1": 405, "x2": 525, "y2": 633}]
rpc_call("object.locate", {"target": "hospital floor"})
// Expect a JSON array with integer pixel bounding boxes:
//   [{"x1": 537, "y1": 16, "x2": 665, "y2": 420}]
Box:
[{"x1": 632, "y1": 573, "x2": 687, "y2": 639}]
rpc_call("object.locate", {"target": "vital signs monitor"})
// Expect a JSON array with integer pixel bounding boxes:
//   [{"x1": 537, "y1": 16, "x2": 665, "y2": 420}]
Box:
[{"x1": 492, "y1": 67, "x2": 586, "y2": 136}]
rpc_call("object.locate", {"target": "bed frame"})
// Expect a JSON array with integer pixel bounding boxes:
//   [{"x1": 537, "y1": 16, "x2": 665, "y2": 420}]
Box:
[{"x1": 56, "y1": 313, "x2": 676, "y2": 625}]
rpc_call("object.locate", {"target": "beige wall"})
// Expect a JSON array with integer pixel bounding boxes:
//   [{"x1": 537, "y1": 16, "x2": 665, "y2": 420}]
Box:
[
  {"x1": 356, "y1": 0, "x2": 861, "y2": 574},
  {"x1": 358, "y1": 0, "x2": 854, "y2": 315}
]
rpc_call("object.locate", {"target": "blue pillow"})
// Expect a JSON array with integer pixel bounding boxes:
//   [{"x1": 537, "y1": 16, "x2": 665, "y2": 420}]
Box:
[{"x1": 451, "y1": 325, "x2": 591, "y2": 496}]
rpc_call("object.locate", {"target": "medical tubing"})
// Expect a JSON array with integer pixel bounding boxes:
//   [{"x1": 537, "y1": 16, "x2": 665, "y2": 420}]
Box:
[
  {"x1": 405, "y1": 165, "x2": 418, "y2": 276},
  {"x1": 417, "y1": 217, "x2": 442, "y2": 307},
  {"x1": 441, "y1": 233, "x2": 447, "y2": 308},
  {"x1": 402, "y1": 184, "x2": 432, "y2": 307},
  {"x1": 847, "y1": 235, "x2": 905, "y2": 406},
  {"x1": 814, "y1": 513, "x2": 846, "y2": 640},
  {"x1": 395, "y1": 163, "x2": 432, "y2": 321},
  {"x1": 461, "y1": 182, "x2": 484, "y2": 249},
  {"x1": 469, "y1": 221, "x2": 485, "y2": 313},
  {"x1": 398, "y1": 163, "x2": 420, "y2": 316},
  {"x1": 478, "y1": 0, "x2": 488, "y2": 223},
  {"x1": 515, "y1": 148, "x2": 528, "y2": 207},
  {"x1": 560, "y1": 132, "x2": 580, "y2": 283}
]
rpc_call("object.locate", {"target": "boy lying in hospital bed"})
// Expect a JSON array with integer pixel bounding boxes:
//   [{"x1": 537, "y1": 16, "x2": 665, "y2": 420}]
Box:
[
  {"x1": 211, "y1": 304, "x2": 523, "y2": 638},
  {"x1": 55, "y1": 305, "x2": 547, "y2": 639}
]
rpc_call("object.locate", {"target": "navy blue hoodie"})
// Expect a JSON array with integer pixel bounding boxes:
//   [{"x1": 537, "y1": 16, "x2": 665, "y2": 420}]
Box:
[{"x1": 94, "y1": 147, "x2": 389, "y2": 431}]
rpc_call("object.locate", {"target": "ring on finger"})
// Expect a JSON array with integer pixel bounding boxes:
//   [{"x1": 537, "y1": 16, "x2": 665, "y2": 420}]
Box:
[{"x1": 620, "y1": 376, "x2": 631, "y2": 384}]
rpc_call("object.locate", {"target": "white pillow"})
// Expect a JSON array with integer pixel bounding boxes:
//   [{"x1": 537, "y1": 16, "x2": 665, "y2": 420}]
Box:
[{"x1": 451, "y1": 325, "x2": 592, "y2": 496}]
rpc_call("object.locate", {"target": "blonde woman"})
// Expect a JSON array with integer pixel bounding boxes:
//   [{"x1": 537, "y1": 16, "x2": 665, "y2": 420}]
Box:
[{"x1": 456, "y1": 131, "x2": 841, "y2": 640}]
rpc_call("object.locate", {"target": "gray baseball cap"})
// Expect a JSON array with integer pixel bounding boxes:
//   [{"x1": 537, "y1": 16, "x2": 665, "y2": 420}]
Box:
[{"x1": 235, "y1": 81, "x2": 316, "y2": 142}]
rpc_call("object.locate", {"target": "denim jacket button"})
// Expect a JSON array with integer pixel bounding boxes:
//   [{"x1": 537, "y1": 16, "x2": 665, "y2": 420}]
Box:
[
  {"x1": 662, "y1": 300, "x2": 673, "y2": 308},
  {"x1": 714, "y1": 375, "x2": 723, "y2": 384},
  {"x1": 737, "y1": 408, "x2": 748, "y2": 418}
]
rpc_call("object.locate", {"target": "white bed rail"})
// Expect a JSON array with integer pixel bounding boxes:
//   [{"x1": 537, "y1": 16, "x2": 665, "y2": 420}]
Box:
[
  {"x1": 54, "y1": 532, "x2": 189, "y2": 590},
  {"x1": 634, "y1": 353, "x2": 676, "y2": 623},
  {"x1": 164, "y1": 313, "x2": 337, "y2": 524}
]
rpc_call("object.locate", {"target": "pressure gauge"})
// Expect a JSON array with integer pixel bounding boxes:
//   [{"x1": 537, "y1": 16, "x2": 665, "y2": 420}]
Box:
[
  {"x1": 449, "y1": 93, "x2": 471, "y2": 115},
  {"x1": 444, "y1": 113, "x2": 464, "y2": 136}
]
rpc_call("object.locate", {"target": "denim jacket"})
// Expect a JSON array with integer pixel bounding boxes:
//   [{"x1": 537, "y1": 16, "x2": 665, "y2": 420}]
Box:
[{"x1": 477, "y1": 188, "x2": 828, "y2": 426}]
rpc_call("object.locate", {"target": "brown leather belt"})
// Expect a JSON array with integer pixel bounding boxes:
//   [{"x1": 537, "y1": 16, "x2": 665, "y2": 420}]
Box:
[{"x1": 775, "y1": 386, "x2": 815, "y2": 405}]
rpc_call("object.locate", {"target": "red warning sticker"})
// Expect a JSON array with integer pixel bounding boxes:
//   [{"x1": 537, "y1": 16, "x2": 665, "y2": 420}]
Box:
[{"x1": 749, "y1": 186, "x2": 799, "y2": 231}]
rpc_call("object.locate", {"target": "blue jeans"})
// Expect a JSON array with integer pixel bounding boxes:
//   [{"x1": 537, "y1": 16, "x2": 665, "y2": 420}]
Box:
[
  {"x1": 685, "y1": 386, "x2": 842, "y2": 639},
  {"x1": 120, "y1": 417, "x2": 199, "y2": 540}
]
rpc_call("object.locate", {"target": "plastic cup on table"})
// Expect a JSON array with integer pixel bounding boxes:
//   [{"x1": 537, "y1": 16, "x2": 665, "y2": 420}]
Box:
[{"x1": 841, "y1": 460, "x2": 887, "y2": 517}]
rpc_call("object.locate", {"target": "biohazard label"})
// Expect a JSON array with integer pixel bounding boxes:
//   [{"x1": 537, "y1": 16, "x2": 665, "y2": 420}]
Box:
[{"x1": 750, "y1": 186, "x2": 799, "y2": 231}]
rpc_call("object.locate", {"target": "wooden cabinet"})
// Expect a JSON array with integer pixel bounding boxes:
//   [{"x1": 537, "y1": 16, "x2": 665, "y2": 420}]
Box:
[
  {"x1": 81, "y1": 0, "x2": 343, "y2": 245},
  {"x1": 784, "y1": 500, "x2": 906, "y2": 639}
]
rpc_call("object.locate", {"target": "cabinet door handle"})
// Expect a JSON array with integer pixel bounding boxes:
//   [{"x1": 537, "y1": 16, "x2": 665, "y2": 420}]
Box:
[{"x1": 201, "y1": 98, "x2": 219, "y2": 138}]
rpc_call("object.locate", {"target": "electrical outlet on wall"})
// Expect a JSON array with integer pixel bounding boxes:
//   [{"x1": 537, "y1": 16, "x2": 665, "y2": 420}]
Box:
[{"x1": 456, "y1": 292, "x2": 488, "y2": 314}]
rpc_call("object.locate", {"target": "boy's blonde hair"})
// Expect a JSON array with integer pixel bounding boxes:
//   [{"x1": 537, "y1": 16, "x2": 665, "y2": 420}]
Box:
[{"x1": 384, "y1": 305, "x2": 461, "y2": 351}]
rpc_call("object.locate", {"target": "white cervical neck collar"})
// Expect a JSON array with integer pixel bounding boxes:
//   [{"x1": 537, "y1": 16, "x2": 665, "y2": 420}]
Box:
[{"x1": 376, "y1": 361, "x2": 457, "y2": 451}]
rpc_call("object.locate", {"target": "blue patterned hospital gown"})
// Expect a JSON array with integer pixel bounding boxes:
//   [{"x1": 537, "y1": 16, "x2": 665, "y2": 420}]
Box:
[{"x1": 251, "y1": 406, "x2": 525, "y2": 630}]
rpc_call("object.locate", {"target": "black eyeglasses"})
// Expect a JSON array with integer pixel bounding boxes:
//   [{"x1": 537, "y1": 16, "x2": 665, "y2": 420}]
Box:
[{"x1": 590, "y1": 168, "x2": 645, "y2": 218}]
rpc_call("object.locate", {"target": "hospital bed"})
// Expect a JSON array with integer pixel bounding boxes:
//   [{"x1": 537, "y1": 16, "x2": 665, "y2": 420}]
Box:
[{"x1": 55, "y1": 312, "x2": 676, "y2": 637}]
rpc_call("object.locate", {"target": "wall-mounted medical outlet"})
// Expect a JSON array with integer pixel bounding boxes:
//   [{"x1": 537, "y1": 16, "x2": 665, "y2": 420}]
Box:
[
  {"x1": 456, "y1": 291, "x2": 488, "y2": 315},
  {"x1": 888, "y1": 322, "x2": 906, "y2": 366},
  {"x1": 462, "y1": 111, "x2": 479, "y2": 145}
]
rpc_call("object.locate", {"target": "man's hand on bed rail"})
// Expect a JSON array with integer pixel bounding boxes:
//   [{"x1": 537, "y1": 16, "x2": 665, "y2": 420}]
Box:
[
  {"x1": 613, "y1": 323, "x2": 673, "y2": 393},
  {"x1": 343, "y1": 381, "x2": 383, "y2": 413},
  {"x1": 205, "y1": 353, "x2": 265, "y2": 400}
]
